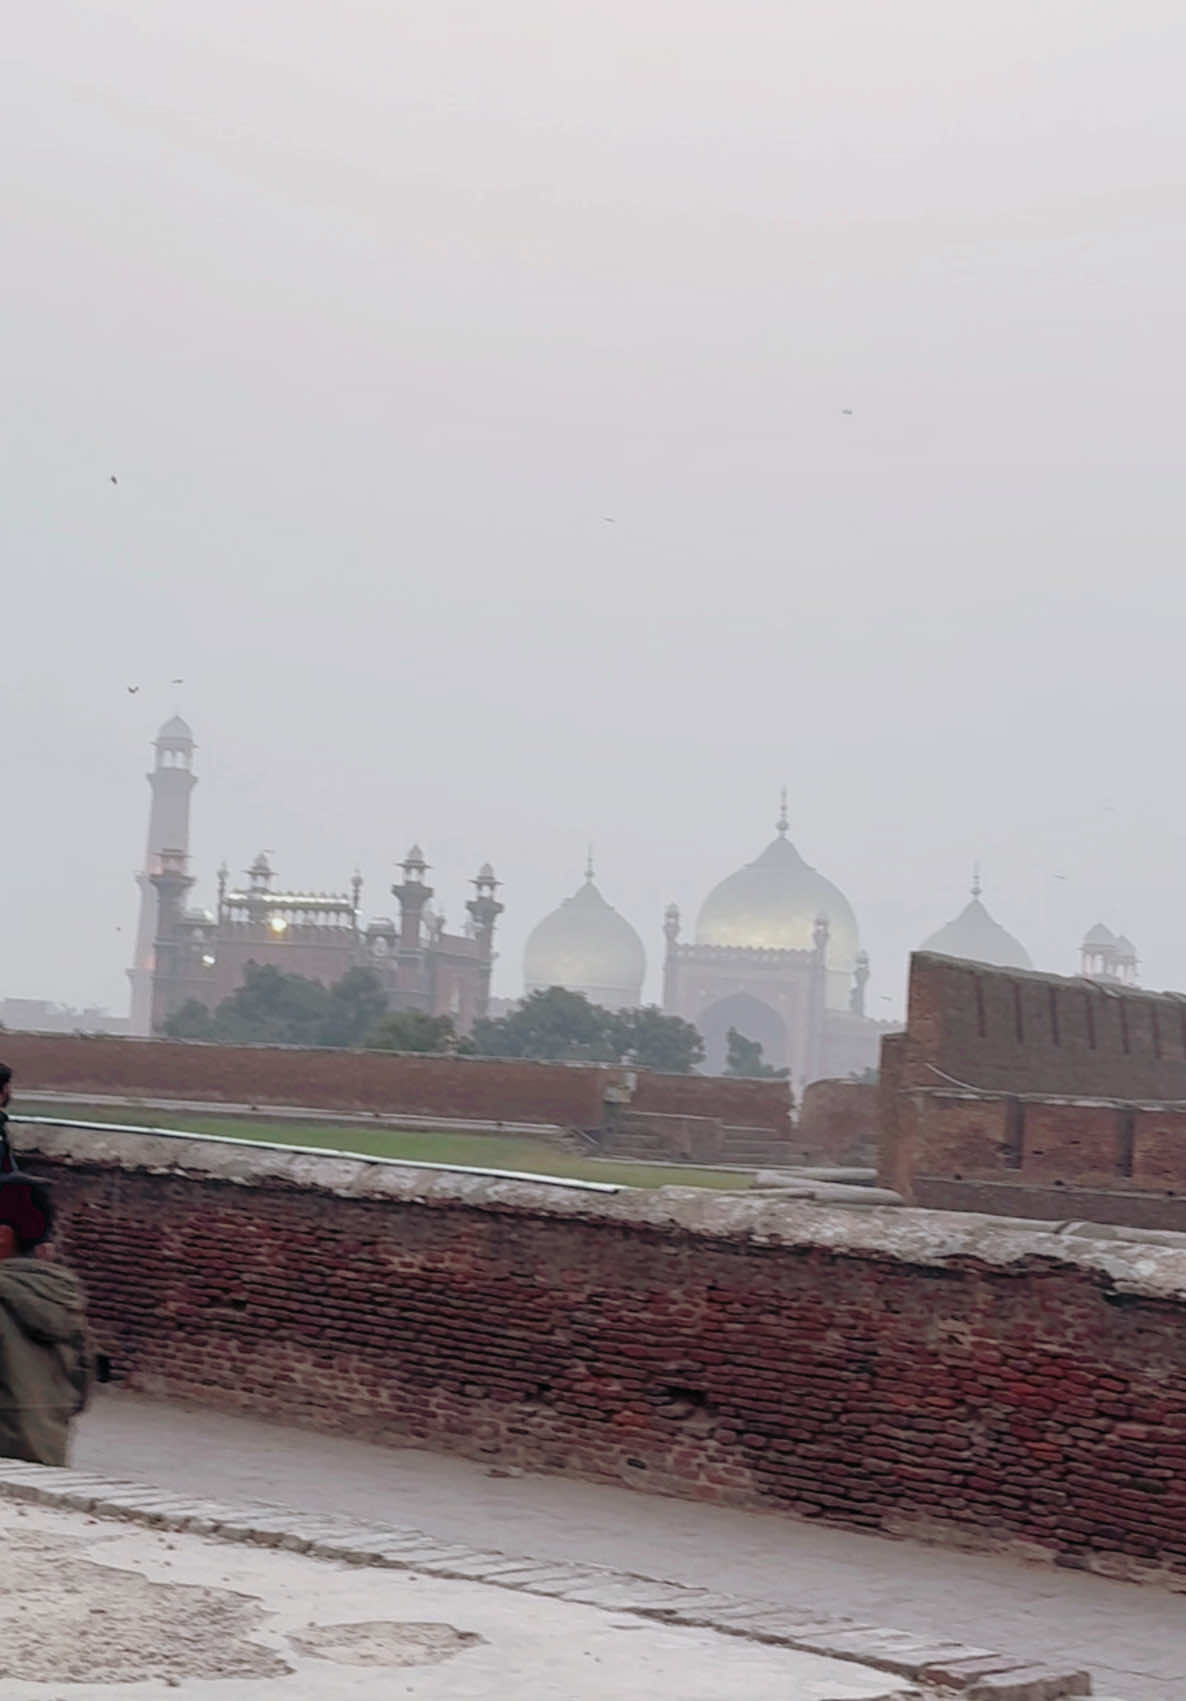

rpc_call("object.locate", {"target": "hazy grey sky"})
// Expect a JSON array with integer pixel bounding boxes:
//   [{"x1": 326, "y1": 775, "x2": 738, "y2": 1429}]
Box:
[{"x1": 5, "y1": 0, "x2": 1186, "y2": 1015}]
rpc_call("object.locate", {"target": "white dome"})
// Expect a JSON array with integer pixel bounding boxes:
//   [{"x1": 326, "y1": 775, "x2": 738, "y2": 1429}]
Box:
[
  {"x1": 922, "y1": 892, "x2": 1031, "y2": 970},
  {"x1": 524, "y1": 871, "x2": 645, "y2": 1009}
]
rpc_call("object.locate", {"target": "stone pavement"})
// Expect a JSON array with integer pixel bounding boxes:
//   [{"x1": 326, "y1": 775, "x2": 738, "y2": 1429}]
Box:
[
  {"x1": 0, "y1": 1500, "x2": 912, "y2": 1700},
  {"x1": 75, "y1": 1392, "x2": 1175, "y2": 1699},
  {"x1": 0, "y1": 1461, "x2": 1083, "y2": 1699}
]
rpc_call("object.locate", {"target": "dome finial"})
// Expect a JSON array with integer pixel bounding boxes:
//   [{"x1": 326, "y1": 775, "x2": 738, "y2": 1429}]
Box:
[
  {"x1": 585, "y1": 844, "x2": 595, "y2": 883},
  {"x1": 971, "y1": 860, "x2": 982, "y2": 900},
  {"x1": 776, "y1": 786, "x2": 789, "y2": 837}
]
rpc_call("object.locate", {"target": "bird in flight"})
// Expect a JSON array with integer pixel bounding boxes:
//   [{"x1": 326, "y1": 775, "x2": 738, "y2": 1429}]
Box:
[
  {"x1": 171, "y1": 677, "x2": 184, "y2": 685},
  {"x1": 126, "y1": 685, "x2": 140, "y2": 695},
  {"x1": 841, "y1": 409, "x2": 854, "y2": 416},
  {"x1": 110, "y1": 474, "x2": 118, "y2": 485},
  {"x1": 602, "y1": 517, "x2": 615, "y2": 523}
]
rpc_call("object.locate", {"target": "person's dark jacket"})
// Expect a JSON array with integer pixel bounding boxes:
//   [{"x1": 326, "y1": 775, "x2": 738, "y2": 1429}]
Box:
[{"x1": 0, "y1": 1258, "x2": 91, "y2": 1466}]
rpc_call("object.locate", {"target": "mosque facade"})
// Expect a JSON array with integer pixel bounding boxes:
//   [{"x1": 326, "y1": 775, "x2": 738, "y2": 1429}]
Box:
[
  {"x1": 521, "y1": 797, "x2": 893, "y2": 1089},
  {"x1": 130, "y1": 719, "x2": 502, "y2": 1037},
  {"x1": 131, "y1": 721, "x2": 1143, "y2": 1073},
  {"x1": 660, "y1": 799, "x2": 891, "y2": 1085},
  {"x1": 520, "y1": 818, "x2": 1145, "y2": 1091}
]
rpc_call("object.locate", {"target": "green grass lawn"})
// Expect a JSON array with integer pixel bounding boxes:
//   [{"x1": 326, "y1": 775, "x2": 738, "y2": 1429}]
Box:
[{"x1": 20, "y1": 1102, "x2": 749, "y2": 1192}]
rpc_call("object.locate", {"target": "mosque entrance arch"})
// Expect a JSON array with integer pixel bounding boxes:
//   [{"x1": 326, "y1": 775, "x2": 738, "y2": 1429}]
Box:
[{"x1": 697, "y1": 993, "x2": 788, "y2": 1075}]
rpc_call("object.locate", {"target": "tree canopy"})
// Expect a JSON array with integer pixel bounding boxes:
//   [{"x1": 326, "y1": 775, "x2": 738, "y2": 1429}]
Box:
[
  {"x1": 471, "y1": 986, "x2": 704, "y2": 1073},
  {"x1": 161, "y1": 964, "x2": 424, "y2": 1051},
  {"x1": 724, "y1": 1026, "x2": 789, "y2": 1080},
  {"x1": 162, "y1": 974, "x2": 704, "y2": 1071},
  {"x1": 367, "y1": 1009, "x2": 461, "y2": 1054}
]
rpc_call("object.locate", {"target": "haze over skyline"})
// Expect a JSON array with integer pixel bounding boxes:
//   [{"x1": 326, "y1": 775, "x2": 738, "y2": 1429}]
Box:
[{"x1": 6, "y1": 1, "x2": 1185, "y2": 1015}]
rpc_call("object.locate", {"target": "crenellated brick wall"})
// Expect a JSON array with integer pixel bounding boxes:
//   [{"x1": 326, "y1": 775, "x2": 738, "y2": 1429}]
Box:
[
  {"x1": 20, "y1": 1123, "x2": 1186, "y2": 1581},
  {"x1": 880, "y1": 955, "x2": 1186, "y2": 1227},
  {"x1": 900, "y1": 951, "x2": 1186, "y2": 1100}
]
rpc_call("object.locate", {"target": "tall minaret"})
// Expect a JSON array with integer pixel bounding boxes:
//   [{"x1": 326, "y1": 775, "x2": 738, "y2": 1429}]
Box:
[
  {"x1": 466, "y1": 862, "x2": 504, "y2": 1020},
  {"x1": 128, "y1": 716, "x2": 197, "y2": 1035}
]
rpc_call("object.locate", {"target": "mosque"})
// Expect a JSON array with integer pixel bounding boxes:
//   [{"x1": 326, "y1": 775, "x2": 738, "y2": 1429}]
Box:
[
  {"x1": 523, "y1": 796, "x2": 891, "y2": 1084},
  {"x1": 130, "y1": 718, "x2": 502, "y2": 1038},
  {"x1": 130, "y1": 719, "x2": 1141, "y2": 1084},
  {"x1": 522, "y1": 806, "x2": 1142, "y2": 1090}
]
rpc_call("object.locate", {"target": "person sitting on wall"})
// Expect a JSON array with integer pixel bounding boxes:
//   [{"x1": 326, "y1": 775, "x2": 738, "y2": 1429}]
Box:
[{"x1": 0, "y1": 1072, "x2": 93, "y2": 1465}]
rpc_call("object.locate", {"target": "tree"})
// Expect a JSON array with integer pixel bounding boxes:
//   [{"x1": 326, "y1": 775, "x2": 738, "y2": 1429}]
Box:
[
  {"x1": 204, "y1": 962, "x2": 332, "y2": 1046},
  {"x1": 161, "y1": 998, "x2": 216, "y2": 1041},
  {"x1": 472, "y1": 986, "x2": 705, "y2": 1073},
  {"x1": 724, "y1": 1026, "x2": 789, "y2": 1080},
  {"x1": 367, "y1": 1009, "x2": 461, "y2": 1054},
  {"x1": 471, "y1": 986, "x2": 614, "y2": 1062},
  {"x1": 320, "y1": 967, "x2": 389, "y2": 1049},
  {"x1": 611, "y1": 1006, "x2": 704, "y2": 1074},
  {"x1": 161, "y1": 963, "x2": 389, "y2": 1049}
]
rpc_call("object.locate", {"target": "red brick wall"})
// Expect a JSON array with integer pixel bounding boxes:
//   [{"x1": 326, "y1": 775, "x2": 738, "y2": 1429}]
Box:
[
  {"x1": 881, "y1": 957, "x2": 1186, "y2": 1212},
  {"x1": 905, "y1": 951, "x2": 1186, "y2": 1100},
  {"x1": 877, "y1": 1033, "x2": 907, "y2": 1194},
  {"x1": 630, "y1": 1071, "x2": 790, "y2": 1136},
  {"x1": 892, "y1": 1091, "x2": 1186, "y2": 1207},
  {"x1": 0, "y1": 1033, "x2": 609, "y2": 1127},
  {"x1": 795, "y1": 1079, "x2": 877, "y2": 1164},
  {"x1": 1133, "y1": 1107, "x2": 1186, "y2": 1187},
  {"x1": 1, "y1": 1032, "x2": 790, "y2": 1141},
  {"x1": 27, "y1": 1129, "x2": 1186, "y2": 1576}
]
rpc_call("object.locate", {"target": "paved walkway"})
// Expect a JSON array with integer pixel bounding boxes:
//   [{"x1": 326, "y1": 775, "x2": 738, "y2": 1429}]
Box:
[
  {"x1": 6, "y1": 1501, "x2": 902, "y2": 1700},
  {"x1": 78, "y1": 1392, "x2": 1178, "y2": 1699}
]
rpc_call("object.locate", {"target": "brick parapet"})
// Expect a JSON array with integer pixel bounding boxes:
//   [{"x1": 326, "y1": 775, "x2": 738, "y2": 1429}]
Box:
[{"x1": 13, "y1": 1123, "x2": 1186, "y2": 1582}]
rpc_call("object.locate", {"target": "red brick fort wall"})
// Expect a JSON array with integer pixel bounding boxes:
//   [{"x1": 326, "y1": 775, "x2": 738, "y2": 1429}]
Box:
[
  {"x1": 0, "y1": 1031, "x2": 788, "y2": 1136},
  {"x1": 880, "y1": 956, "x2": 1186, "y2": 1222}
]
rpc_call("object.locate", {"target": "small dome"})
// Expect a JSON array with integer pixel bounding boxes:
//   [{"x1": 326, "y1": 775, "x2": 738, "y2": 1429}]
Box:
[
  {"x1": 922, "y1": 891, "x2": 1032, "y2": 970},
  {"x1": 695, "y1": 829, "x2": 860, "y2": 970},
  {"x1": 1114, "y1": 934, "x2": 1138, "y2": 960},
  {"x1": 524, "y1": 870, "x2": 646, "y2": 1009},
  {"x1": 1083, "y1": 922, "x2": 1116, "y2": 948},
  {"x1": 478, "y1": 861, "x2": 495, "y2": 880},
  {"x1": 156, "y1": 714, "x2": 194, "y2": 744}
]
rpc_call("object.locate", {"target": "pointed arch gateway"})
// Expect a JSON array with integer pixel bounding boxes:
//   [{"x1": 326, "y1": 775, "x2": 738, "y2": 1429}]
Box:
[{"x1": 697, "y1": 992, "x2": 788, "y2": 1075}]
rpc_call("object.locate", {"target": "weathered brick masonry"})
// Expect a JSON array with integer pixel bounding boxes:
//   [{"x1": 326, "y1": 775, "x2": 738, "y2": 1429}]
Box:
[
  {"x1": 0, "y1": 1031, "x2": 791, "y2": 1141},
  {"x1": 881, "y1": 954, "x2": 1186, "y2": 1227},
  {"x1": 795, "y1": 1078, "x2": 878, "y2": 1165},
  {"x1": 23, "y1": 1123, "x2": 1186, "y2": 1578}
]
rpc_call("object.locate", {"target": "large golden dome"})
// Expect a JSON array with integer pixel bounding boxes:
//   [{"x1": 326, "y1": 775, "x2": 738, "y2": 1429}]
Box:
[
  {"x1": 695, "y1": 817, "x2": 860, "y2": 977},
  {"x1": 524, "y1": 864, "x2": 646, "y2": 1009}
]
